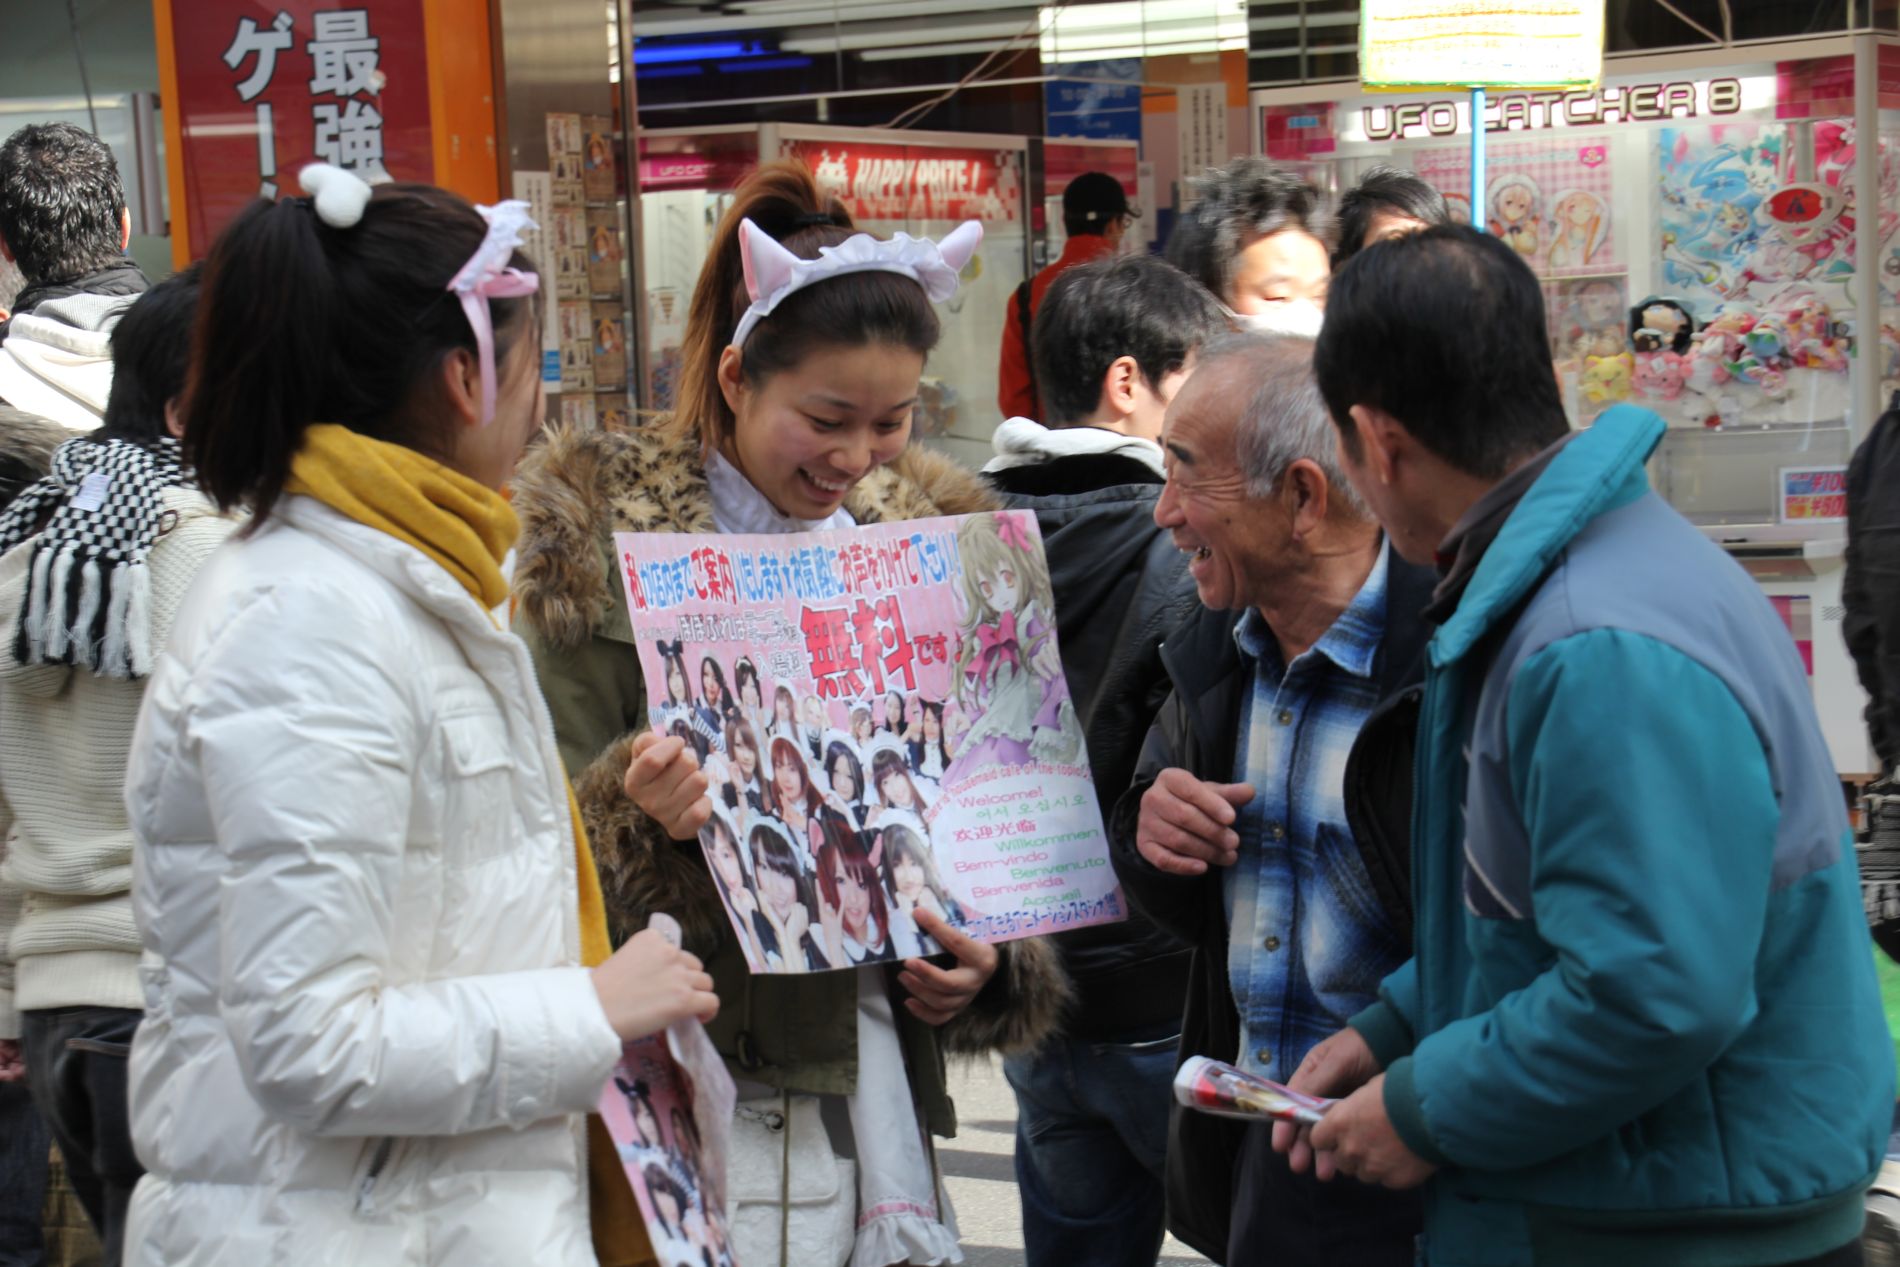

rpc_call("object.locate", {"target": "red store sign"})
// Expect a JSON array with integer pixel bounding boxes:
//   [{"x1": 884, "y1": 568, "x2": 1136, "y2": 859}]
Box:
[
  {"x1": 162, "y1": 0, "x2": 433, "y2": 255},
  {"x1": 782, "y1": 140, "x2": 1022, "y2": 225}
]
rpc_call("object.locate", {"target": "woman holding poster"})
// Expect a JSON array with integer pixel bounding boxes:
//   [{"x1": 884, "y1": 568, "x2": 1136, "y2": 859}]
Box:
[{"x1": 511, "y1": 161, "x2": 1068, "y2": 1266}]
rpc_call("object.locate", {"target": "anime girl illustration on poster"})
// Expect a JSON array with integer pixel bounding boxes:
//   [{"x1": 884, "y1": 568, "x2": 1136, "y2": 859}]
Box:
[
  {"x1": 1657, "y1": 121, "x2": 1898, "y2": 310},
  {"x1": 941, "y1": 511, "x2": 1081, "y2": 787},
  {"x1": 1487, "y1": 172, "x2": 1544, "y2": 260},
  {"x1": 616, "y1": 511, "x2": 1125, "y2": 974},
  {"x1": 1546, "y1": 189, "x2": 1610, "y2": 270}
]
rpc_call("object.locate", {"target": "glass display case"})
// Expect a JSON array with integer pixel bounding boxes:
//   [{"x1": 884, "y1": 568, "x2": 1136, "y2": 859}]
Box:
[{"x1": 1653, "y1": 420, "x2": 1852, "y2": 528}]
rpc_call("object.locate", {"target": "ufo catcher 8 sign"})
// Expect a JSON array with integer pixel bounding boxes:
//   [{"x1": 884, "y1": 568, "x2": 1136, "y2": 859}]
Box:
[{"x1": 615, "y1": 511, "x2": 1126, "y2": 973}]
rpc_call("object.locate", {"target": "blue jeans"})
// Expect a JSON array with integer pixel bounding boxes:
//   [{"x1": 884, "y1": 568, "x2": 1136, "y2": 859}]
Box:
[
  {"x1": 20, "y1": 1008, "x2": 143, "y2": 1267},
  {"x1": 0, "y1": 1079, "x2": 49, "y2": 1267},
  {"x1": 1002, "y1": 1022, "x2": 1179, "y2": 1267}
]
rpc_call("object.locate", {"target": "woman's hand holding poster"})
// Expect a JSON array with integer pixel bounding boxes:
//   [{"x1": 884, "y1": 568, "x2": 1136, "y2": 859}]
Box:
[{"x1": 616, "y1": 510, "x2": 1127, "y2": 973}]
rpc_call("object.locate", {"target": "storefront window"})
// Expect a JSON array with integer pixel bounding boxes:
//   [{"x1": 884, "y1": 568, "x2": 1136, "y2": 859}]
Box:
[{"x1": 1297, "y1": 59, "x2": 1895, "y2": 519}]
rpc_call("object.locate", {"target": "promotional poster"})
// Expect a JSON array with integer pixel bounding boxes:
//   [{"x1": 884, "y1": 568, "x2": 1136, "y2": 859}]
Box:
[{"x1": 615, "y1": 510, "x2": 1126, "y2": 973}]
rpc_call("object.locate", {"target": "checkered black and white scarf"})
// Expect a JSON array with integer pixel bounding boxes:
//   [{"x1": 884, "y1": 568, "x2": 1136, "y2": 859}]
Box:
[{"x1": 0, "y1": 435, "x2": 193, "y2": 679}]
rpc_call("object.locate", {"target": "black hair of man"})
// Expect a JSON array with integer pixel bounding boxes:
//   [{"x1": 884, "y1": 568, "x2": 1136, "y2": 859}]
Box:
[
  {"x1": 94, "y1": 264, "x2": 200, "y2": 450},
  {"x1": 1031, "y1": 255, "x2": 1230, "y2": 428},
  {"x1": 0, "y1": 123, "x2": 128, "y2": 286},
  {"x1": 1165, "y1": 157, "x2": 1333, "y2": 306},
  {"x1": 1314, "y1": 224, "x2": 1568, "y2": 481},
  {"x1": 1334, "y1": 166, "x2": 1450, "y2": 265},
  {"x1": 1062, "y1": 171, "x2": 1132, "y2": 238}
]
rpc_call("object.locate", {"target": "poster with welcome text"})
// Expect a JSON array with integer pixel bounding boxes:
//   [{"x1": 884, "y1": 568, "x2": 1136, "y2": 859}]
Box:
[{"x1": 615, "y1": 510, "x2": 1125, "y2": 972}]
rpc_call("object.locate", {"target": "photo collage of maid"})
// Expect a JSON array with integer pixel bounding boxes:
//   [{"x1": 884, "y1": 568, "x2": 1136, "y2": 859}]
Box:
[
  {"x1": 601, "y1": 1033, "x2": 736, "y2": 1267},
  {"x1": 620, "y1": 512, "x2": 1128, "y2": 974}
]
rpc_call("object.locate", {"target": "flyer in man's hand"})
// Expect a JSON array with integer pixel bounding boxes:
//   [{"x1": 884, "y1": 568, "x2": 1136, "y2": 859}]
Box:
[
  {"x1": 1173, "y1": 1056, "x2": 1336, "y2": 1125},
  {"x1": 614, "y1": 510, "x2": 1127, "y2": 973}
]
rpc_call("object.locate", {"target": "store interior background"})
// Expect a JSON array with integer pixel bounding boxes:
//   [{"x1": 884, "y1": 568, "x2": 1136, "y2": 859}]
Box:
[{"x1": 5, "y1": 0, "x2": 1900, "y2": 777}]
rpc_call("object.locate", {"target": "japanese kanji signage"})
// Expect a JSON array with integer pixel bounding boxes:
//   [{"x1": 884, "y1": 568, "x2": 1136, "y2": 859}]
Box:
[
  {"x1": 617, "y1": 512, "x2": 1124, "y2": 973},
  {"x1": 166, "y1": 1, "x2": 432, "y2": 253},
  {"x1": 783, "y1": 140, "x2": 1023, "y2": 225}
]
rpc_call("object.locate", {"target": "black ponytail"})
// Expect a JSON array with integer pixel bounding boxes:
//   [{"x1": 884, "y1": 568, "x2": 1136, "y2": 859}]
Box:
[{"x1": 184, "y1": 184, "x2": 539, "y2": 525}]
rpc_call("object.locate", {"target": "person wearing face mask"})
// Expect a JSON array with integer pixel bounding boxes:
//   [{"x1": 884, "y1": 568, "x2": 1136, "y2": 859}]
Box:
[
  {"x1": 1167, "y1": 157, "x2": 1332, "y2": 339},
  {"x1": 510, "y1": 161, "x2": 1071, "y2": 1267}
]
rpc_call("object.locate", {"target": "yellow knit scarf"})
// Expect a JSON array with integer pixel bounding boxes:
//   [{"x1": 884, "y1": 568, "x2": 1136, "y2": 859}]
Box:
[
  {"x1": 283, "y1": 424, "x2": 518, "y2": 610},
  {"x1": 283, "y1": 425, "x2": 649, "y2": 1265}
]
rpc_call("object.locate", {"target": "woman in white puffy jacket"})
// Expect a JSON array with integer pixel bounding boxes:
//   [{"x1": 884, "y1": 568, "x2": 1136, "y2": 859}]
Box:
[{"x1": 122, "y1": 169, "x2": 717, "y2": 1267}]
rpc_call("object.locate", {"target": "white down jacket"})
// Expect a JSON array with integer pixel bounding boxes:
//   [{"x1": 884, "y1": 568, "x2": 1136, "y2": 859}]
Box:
[{"x1": 123, "y1": 495, "x2": 622, "y2": 1266}]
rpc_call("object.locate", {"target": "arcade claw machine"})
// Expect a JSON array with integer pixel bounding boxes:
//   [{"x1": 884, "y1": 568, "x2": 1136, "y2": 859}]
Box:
[{"x1": 1256, "y1": 42, "x2": 1900, "y2": 776}]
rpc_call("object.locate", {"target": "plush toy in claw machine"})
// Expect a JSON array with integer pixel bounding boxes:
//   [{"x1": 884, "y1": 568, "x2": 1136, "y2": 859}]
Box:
[
  {"x1": 1580, "y1": 353, "x2": 1633, "y2": 406},
  {"x1": 1781, "y1": 293, "x2": 1850, "y2": 372},
  {"x1": 1633, "y1": 350, "x2": 1687, "y2": 401},
  {"x1": 1630, "y1": 297, "x2": 1696, "y2": 355},
  {"x1": 1488, "y1": 173, "x2": 1543, "y2": 260},
  {"x1": 1549, "y1": 278, "x2": 1627, "y2": 366}
]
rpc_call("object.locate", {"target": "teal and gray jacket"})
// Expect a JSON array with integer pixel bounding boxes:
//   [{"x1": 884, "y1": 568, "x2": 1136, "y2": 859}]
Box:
[{"x1": 1348, "y1": 406, "x2": 1894, "y2": 1266}]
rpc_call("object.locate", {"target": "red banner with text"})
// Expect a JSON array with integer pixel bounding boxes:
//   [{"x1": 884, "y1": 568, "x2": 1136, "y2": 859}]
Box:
[
  {"x1": 166, "y1": 0, "x2": 433, "y2": 255},
  {"x1": 782, "y1": 140, "x2": 1023, "y2": 226}
]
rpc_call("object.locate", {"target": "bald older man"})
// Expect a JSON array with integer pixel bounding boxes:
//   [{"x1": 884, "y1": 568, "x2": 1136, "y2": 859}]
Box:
[{"x1": 1107, "y1": 334, "x2": 1435, "y2": 1266}]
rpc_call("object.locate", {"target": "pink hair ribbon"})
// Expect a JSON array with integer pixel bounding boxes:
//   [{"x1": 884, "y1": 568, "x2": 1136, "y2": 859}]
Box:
[
  {"x1": 446, "y1": 200, "x2": 540, "y2": 426},
  {"x1": 975, "y1": 610, "x2": 1022, "y2": 674},
  {"x1": 994, "y1": 511, "x2": 1033, "y2": 553}
]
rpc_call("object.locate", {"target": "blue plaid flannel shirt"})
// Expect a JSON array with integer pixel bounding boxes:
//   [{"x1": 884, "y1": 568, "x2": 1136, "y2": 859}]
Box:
[{"x1": 1223, "y1": 544, "x2": 1409, "y2": 1082}]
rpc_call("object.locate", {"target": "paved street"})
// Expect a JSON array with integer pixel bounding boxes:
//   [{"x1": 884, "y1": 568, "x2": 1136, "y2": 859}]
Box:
[{"x1": 941, "y1": 1057, "x2": 1214, "y2": 1267}]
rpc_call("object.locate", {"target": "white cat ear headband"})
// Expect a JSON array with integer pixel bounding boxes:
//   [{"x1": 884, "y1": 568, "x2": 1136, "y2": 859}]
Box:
[
  {"x1": 299, "y1": 163, "x2": 540, "y2": 427},
  {"x1": 731, "y1": 218, "x2": 983, "y2": 349}
]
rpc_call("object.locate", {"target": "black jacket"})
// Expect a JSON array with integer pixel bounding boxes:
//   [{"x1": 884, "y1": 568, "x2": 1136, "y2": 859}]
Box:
[
  {"x1": 1845, "y1": 391, "x2": 1900, "y2": 773},
  {"x1": 988, "y1": 449, "x2": 1200, "y2": 1038},
  {"x1": 1107, "y1": 553, "x2": 1436, "y2": 1261},
  {"x1": 0, "y1": 258, "x2": 148, "y2": 343}
]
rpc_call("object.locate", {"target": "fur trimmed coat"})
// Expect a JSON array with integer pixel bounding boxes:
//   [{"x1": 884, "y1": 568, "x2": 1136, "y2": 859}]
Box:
[{"x1": 510, "y1": 421, "x2": 1071, "y2": 1134}]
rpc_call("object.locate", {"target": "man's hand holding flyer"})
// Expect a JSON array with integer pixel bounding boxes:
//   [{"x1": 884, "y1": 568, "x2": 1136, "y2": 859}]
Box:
[{"x1": 1174, "y1": 1055, "x2": 1336, "y2": 1126}]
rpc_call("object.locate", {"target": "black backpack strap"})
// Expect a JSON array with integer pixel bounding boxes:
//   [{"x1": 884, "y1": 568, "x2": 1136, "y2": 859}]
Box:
[{"x1": 1015, "y1": 277, "x2": 1037, "y2": 411}]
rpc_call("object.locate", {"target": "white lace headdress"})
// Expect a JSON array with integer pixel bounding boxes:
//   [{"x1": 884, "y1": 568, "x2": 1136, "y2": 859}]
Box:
[
  {"x1": 297, "y1": 163, "x2": 539, "y2": 428},
  {"x1": 730, "y1": 218, "x2": 983, "y2": 349}
]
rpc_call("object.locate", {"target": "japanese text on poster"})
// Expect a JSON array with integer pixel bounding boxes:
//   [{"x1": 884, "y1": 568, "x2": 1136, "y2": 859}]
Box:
[{"x1": 616, "y1": 512, "x2": 1125, "y2": 972}]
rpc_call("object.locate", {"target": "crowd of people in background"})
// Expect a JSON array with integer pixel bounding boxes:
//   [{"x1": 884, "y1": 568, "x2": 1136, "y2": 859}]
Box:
[{"x1": 0, "y1": 110, "x2": 1893, "y2": 1267}]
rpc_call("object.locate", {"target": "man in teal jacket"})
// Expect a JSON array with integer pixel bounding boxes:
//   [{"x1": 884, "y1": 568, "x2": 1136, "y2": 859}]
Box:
[{"x1": 1274, "y1": 223, "x2": 1893, "y2": 1267}]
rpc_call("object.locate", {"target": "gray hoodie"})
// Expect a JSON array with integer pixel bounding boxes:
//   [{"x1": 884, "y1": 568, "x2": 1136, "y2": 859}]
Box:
[{"x1": 0, "y1": 292, "x2": 140, "y2": 432}]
